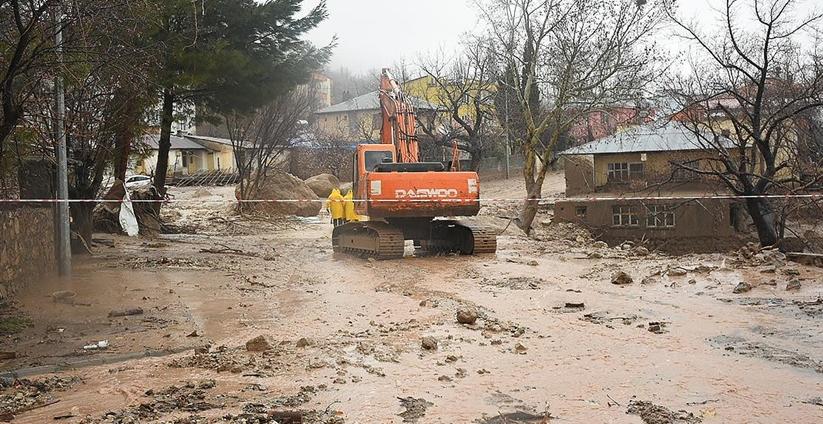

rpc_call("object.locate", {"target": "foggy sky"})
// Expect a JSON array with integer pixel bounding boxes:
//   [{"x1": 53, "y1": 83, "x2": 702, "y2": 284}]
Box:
[{"x1": 306, "y1": 0, "x2": 819, "y2": 75}]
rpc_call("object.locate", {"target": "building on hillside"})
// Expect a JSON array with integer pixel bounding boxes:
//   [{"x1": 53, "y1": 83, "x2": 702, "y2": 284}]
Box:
[
  {"x1": 555, "y1": 123, "x2": 747, "y2": 251},
  {"x1": 313, "y1": 90, "x2": 442, "y2": 141},
  {"x1": 307, "y1": 72, "x2": 332, "y2": 110},
  {"x1": 133, "y1": 133, "x2": 238, "y2": 176}
]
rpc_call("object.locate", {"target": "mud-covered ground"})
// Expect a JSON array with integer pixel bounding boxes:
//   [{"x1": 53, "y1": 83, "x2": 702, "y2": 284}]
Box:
[{"x1": 1, "y1": 176, "x2": 821, "y2": 423}]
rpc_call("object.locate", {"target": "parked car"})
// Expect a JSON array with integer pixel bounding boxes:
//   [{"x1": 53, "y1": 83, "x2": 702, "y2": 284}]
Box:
[{"x1": 125, "y1": 175, "x2": 153, "y2": 190}]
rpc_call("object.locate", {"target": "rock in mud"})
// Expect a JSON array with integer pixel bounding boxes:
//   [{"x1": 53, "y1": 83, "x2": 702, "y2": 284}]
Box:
[
  {"x1": 246, "y1": 335, "x2": 273, "y2": 352},
  {"x1": 456, "y1": 307, "x2": 479, "y2": 325},
  {"x1": 627, "y1": 400, "x2": 701, "y2": 424},
  {"x1": 611, "y1": 271, "x2": 634, "y2": 285},
  {"x1": 514, "y1": 343, "x2": 528, "y2": 354},
  {"x1": 786, "y1": 280, "x2": 802, "y2": 291},
  {"x1": 635, "y1": 246, "x2": 650, "y2": 256},
  {"x1": 593, "y1": 241, "x2": 609, "y2": 249},
  {"x1": 235, "y1": 171, "x2": 321, "y2": 217},
  {"x1": 667, "y1": 267, "x2": 688, "y2": 277},
  {"x1": 421, "y1": 336, "x2": 438, "y2": 351},
  {"x1": 397, "y1": 397, "x2": 433, "y2": 423},
  {"x1": 641, "y1": 276, "x2": 658, "y2": 285},
  {"x1": 304, "y1": 173, "x2": 341, "y2": 198},
  {"x1": 296, "y1": 337, "x2": 312, "y2": 348},
  {"x1": 733, "y1": 282, "x2": 753, "y2": 294},
  {"x1": 108, "y1": 307, "x2": 144, "y2": 318}
]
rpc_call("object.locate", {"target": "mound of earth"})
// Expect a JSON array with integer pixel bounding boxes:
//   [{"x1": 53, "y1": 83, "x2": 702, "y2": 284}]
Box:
[
  {"x1": 236, "y1": 171, "x2": 321, "y2": 217},
  {"x1": 304, "y1": 173, "x2": 341, "y2": 198}
]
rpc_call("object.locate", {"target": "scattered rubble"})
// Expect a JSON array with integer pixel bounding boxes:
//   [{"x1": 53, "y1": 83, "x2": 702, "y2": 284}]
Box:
[
  {"x1": 397, "y1": 397, "x2": 433, "y2": 423},
  {"x1": 0, "y1": 376, "x2": 81, "y2": 421},
  {"x1": 710, "y1": 335, "x2": 823, "y2": 373},
  {"x1": 627, "y1": 400, "x2": 701, "y2": 424}
]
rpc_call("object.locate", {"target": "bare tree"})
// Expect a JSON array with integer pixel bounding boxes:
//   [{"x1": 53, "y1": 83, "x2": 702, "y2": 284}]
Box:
[
  {"x1": 226, "y1": 86, "x2": 316, "y2": 207},
  {"x1": 478, "y1": 0, "x2": 665, "y2": 233},
  {"x1": 665, "y1": 0, "x2": 823, "y2": 247},
  {"x1": 417, "y1": 39, "x2": 498, "y2": 171}
]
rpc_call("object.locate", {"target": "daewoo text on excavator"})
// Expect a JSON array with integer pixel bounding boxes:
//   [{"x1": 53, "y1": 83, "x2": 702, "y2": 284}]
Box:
[{"x1": 332, "y1": 69, "x2": 498, "y2": 259}]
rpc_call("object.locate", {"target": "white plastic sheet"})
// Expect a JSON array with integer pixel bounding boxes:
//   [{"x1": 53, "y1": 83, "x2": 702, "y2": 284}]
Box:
[{"x1": 119, "y1": 188, "x2": 139, "y2": 237}]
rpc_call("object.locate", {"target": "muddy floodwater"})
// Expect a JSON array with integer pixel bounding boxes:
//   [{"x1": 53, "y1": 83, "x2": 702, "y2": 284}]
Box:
[{"x1": 1, "y1": 183, "x2": 821, "y2": 423}]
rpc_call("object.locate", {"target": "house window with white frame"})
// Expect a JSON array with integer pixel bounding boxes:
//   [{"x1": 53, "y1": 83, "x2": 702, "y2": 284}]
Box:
[
  {"x1": 612, "y1": 205, "x2": 639, "y2": 227},
  {"x1": 646, "y1": 205, "x2": 676, "y2": 228}
]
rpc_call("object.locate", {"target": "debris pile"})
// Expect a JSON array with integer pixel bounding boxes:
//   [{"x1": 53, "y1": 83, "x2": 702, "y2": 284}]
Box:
[
  {"x1": 236, "y1": 171, "x2": 321, "y2": 217},
  {"x1": 0, "y1": 376, "x2": 81, "y2": 421},
  {"x1": 88, "y1": 380, "x2": 219, "y2": 423},
  {"x1": 627, "y1": 400, "x2": 702, "y2": 424},
  {"x1": 304, "y1": 174, "x2": 341, "y2": 198}
]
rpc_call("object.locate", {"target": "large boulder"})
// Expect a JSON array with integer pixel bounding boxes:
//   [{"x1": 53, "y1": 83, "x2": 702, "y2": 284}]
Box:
[
  {"x1": 236, "y1": 171, "x2": 321, "y2": 217},
  {"x1": 304, "y1": 174, "x2": 341, "y2": 198}
]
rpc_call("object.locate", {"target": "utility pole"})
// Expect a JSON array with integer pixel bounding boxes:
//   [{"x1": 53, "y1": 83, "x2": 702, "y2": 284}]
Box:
[
  {"x1": 55, "y1": 2, "x2": 71, "y2": 277},
  {"x1": 504, "y1": 88, "x2": 511, "y2": 180}
]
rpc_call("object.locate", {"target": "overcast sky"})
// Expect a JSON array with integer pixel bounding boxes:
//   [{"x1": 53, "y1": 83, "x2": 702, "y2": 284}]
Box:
[{"x1": 306, "y1": 0, "x2": 819, "y2": 75}]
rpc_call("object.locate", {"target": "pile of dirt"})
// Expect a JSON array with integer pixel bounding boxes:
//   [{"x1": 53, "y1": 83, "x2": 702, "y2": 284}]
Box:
[
  {"x1": 304, "y1": 174, "x2": 341, "y2": 198},
  {"x1": 236, "y1": 171, "x2": 321, "y2": 217}
]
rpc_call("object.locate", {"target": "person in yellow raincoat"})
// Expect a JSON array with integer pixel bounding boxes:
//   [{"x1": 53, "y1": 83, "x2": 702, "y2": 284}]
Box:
[
  {"x1": 343, "y1": 189, "x2": 359, "y2": 223},
  {"x1": 327, "y1": 188, "x2": 345, "y2": 227}
]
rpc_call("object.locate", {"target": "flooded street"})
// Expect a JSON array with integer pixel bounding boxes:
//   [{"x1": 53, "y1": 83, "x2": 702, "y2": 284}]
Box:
[{"x1": 1, "y1": 184, "x2": 821, "y2": 423}]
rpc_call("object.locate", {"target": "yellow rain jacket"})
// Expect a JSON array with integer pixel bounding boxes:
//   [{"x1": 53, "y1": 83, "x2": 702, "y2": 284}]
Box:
[
  {"x1": 343, "y1": 190, "x2": 359, "y2": 222},
  {"x1": 327, "y1": 189, "x2": 345, "y2": 220}
]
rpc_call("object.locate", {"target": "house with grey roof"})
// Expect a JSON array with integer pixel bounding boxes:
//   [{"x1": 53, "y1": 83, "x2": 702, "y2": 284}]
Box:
[
  {"x1": 554, "y1": 122, "x2": 746, "y2": 252},
  {"x1": 313, "y1": 90, "x2": 442, "y2": 141},
  {"x1": 134, "y1": 133, "x2": 239, "y2": 177}
]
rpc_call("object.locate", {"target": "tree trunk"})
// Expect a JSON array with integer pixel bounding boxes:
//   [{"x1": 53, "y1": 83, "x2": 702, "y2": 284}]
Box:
[
  {"x1": 518, "y1": 183, "x2": 542, "y2": 236},
  {"x1": 113, "y1": 90, "x2": 140, "y2": 181},
  {"x1": 745, "y1": 197, "x2": 779, "y2": 247},
  {"x1": 153, "y1": 88, "x2": 174, "y2": 198},
  {"x1": 70, "y1": 202, "x2": 94, "y2": 254}
]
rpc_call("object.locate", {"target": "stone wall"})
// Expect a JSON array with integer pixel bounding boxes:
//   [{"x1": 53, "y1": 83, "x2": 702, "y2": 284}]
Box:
[{"x1": 0, "y1": 206, "x2": 56, "y2": 298}]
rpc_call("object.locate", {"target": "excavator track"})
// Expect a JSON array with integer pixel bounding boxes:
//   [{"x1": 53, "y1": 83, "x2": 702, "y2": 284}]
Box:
[
  {"x1": 456, "y1": 220, "x2": 498, "y2": 254},
  {"x1": 418, "y1": 220, "x2": 498, "y2": 256},
  {"x1": 332, "y1": 221, "x2": 405, "y2": 260}
]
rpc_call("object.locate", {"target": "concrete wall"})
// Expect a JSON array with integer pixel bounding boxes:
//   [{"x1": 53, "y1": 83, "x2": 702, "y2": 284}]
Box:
[
  {"x1": 563, "y1": 156, "x2": 595, "y2": 196},
  {"x1": 0, "y1": 206, "x2": 56, "y2": 298}
]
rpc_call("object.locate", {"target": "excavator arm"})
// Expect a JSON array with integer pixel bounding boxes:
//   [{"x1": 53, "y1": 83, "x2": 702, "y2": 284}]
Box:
[{"x1": 379, "y1": 68, "x2": 419, "y2": 163}]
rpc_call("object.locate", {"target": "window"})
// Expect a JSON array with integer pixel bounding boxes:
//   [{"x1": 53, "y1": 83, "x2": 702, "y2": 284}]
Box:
[
  {"x1": 612, "y1": 206, "x2": 639, "y2": 227},
  {"x1": 575, "y1": 206, "x2": 588, "y2": 219},
  {"x1": 646, "y1": 205, "x2": 676, "y2": 228},
  {"x1": 608, "y1": 162, "x2": 644, "y2": 182},
  {"x1": 672, "y1": 160, "x2": 701, "y2": 181},
  {"x1": 364, "y1": 151, "x2": 393, "y2": 171},
  {"x1": 629, "y1": 163, "x2": 644, "y2": 179},
  {"x1": 608, "y1": 163, "x2": 629, "y2": 181}
]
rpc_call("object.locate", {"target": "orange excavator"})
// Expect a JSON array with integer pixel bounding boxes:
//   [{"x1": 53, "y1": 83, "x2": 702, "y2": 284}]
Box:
[{"x1": 332, "y1": 69, "x2": 497, "y2": 259}]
